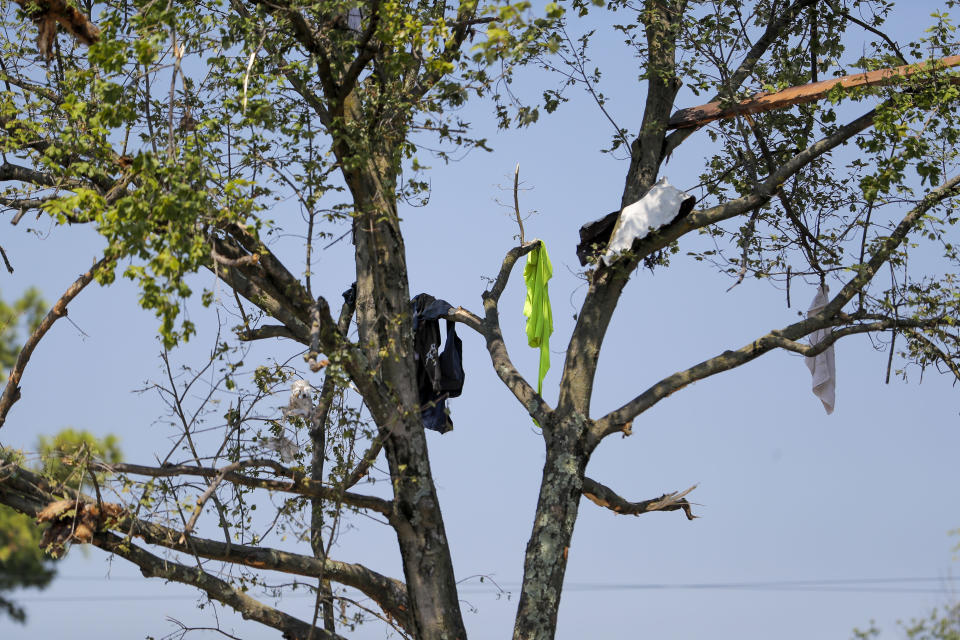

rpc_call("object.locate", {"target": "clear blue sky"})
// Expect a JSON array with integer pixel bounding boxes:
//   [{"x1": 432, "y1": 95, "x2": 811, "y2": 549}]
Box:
[{"x1": 3, "y1": 2, "x2": 960, "y2": 638}]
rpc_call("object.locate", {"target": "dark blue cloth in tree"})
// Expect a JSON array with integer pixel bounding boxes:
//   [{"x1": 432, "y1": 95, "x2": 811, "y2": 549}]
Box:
[{"x1": 411, "y1": 293, "x2": 464, "y2": 433}]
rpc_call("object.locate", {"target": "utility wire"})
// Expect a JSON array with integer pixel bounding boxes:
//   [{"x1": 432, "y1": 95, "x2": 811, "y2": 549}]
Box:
[{"x1": 13, "y1": 576, "x2": 959, "y2": 603}]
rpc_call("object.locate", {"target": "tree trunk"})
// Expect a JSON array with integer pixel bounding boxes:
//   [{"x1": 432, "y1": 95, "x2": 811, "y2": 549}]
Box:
[
  {"x1": 344, "y1": 150, "x2": 467, "y2": 640},
  {"x1": 386, "y1": 431, "x2": 466, "y2": 639},
  {"x1": 513, "y1": 421, "x2": 590, "y2": 640}
]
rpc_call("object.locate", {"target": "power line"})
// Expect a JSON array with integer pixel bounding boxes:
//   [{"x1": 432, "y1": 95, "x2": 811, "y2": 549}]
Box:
[{"x1": 12, "y1": 576, "x2": 959, "y2": 603}]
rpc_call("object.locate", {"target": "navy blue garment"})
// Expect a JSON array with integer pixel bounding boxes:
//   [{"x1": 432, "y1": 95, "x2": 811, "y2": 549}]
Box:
[
  {"x1": 343, "y1": 282, "x2": 357, "y2": 307},
  {"x1": 411, "y1": 293, "x2": 464, "y2": 433}
]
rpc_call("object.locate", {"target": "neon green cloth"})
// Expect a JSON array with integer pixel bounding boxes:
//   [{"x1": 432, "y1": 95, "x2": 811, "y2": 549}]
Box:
[{"x1": 523, "y1": 242, "x2": 553, "y2": 397}]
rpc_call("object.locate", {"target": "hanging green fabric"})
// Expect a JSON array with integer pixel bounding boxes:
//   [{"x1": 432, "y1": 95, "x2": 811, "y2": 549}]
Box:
[{"x1": 523, "y1": 241, "x2": 553, "y2": 398}]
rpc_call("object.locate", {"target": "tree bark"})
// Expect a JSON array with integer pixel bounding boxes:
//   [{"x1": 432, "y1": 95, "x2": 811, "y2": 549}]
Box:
[
  {"x1": 513, "y1": 417, "x2": 591, "y2": 640},
  {"x1": 338, "y1": 111, "x2": 466, "y2": 638}
]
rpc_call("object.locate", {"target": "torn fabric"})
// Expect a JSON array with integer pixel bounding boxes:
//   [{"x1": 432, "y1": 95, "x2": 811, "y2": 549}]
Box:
[
  {"x1": 805, "y1": 284, "x2": 836, "y2": 414},
  {"x1": 602, "y1": 177, "x2": 696, "y2": 266}
]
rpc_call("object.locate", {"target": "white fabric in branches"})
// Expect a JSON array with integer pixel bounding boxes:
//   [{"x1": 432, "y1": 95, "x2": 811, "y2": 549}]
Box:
[
  {"x1": 266, "y1": 436, "x2": 298, "y2": 463},
  {"x1": 347, "y1": 8, "x2": 363, "y2": 31},
  {"x1": 805, "y1": 285, "x2": 836, "y2": 415},
  {"x1": 602, "y1": 177, "x2": 695, "y2": 266},
  {"x1": 283, "y1": 379, "x2": 313, "y2": 418},
  {"x1": 270, "y1": 379, "x2": 314, "y2": 462}
]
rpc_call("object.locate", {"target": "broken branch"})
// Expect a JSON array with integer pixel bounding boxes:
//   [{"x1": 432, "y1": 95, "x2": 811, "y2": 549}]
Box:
[
  {"x1": 668, "y1": 54, "x2": 960, "y2": 129},
  {"x1": 582, "y1": 477, "x2": 697, "y2": 520}
]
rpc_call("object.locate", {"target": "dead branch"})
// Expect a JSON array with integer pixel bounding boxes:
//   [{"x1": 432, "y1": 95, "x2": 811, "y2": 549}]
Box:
[
  {"x1": 668, "y1": 54, "x2": 960, "y2": 129},
  {"x1": 239, "y1": 324, "x2": 298, "y2": 341},
  {"x1": 13, "y1": 0, "x2": 101, "y2": 60},
  {"x1": 582, "y1": 477, "x2": 697, "y2": 520},
  {"x1": 513, "y1": 164, "x2": 524, "y2": 245}
]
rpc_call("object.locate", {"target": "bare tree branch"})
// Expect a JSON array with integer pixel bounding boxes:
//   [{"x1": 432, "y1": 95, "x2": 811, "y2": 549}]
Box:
[
  {"x1": 93, "y1": 460, "x2": 393, "y2": 516},
  {"x1": 94, "y1": 531, "x2": 346, "y2": 640},
  {"x1": 0, "y1": 462, "x2": 413, "y2": 631},
  {"x1": 442, "y1": 241, "x2": 551, "y2": 423},
  {"x1": 582, "y1": 477, "x2": 697, "y2": 520},
  {"x1": 668, "y1": 55, "x2": 960, "y2": 129},
  {"x1": 595, "y1": 173, "x2": 960, "y2": 437},
  {"x1": 239, "y1": 324, "x2": 299, "y2": 341},
  {"x1": 487, "y1": 240, "x2": 540, "y2": 304}
]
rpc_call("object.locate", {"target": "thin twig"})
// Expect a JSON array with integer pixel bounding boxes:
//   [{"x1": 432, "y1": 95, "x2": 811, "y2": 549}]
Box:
[
  {"x1": 513, "y1": 164, "x2": 524, "y2": 245},
  {"x1": 179, "y1": 462, "x2": 242, "y2": 541},
  {"x1": 0, "y1": 244, "x2": 12, "y2": 273}
]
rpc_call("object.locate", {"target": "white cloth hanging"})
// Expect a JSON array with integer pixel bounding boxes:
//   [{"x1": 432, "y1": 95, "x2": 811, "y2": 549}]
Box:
[
  {"x1": 602, "y1": 177, "x2": 695, "y2": 266},
  {"x1": 282, "y1": 379, "x2": 313, "y2": 419},
  {"x1": 347, "y1": 8, "x2": 363, "y2": 31},
  {"x1": 266, "y1": 435, "x2": 298, "y2": 463},
  {"x1": 805, "y1": 285, "x2": 836, "y2": 414}
]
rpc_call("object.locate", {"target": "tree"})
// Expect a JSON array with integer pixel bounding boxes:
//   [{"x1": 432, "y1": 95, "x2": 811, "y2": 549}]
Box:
[
  {"x1": 1, "y1": 428, "x2": 122, "y2": 623},
  {"x1": 0, "y1": 285, "x2": 124, "y2": 623},
  {"x1": 0, "y1": 0, "x2": 958, "y2": 639},
  {"x1": 0, "y1": 286, "x2": 50, "y2": 624},
  {"x1": 0, "y1": 287, "x2": 121, "y2": 624},
  {"x1": 853, "y1": 603, "x2": 960, "y2": 640},
  {"x1": 0, "y1": 493, "x2": 54, "y2": 623}
]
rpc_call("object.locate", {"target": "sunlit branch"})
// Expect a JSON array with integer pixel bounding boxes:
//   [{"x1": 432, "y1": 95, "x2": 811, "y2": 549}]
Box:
[
  {"x1": 558, "y1": 0, "x2": 687, "y2": 418},
  {"x1": 669, "y1": 56, "x2": 960, "y2": 130},
  {"x1": 487, "y1": 240, "x2": 540, "y2": 304}
]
